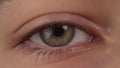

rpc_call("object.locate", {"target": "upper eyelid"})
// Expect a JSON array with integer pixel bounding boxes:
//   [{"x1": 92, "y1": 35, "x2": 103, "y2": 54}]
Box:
[
  {"x1": 15, "y1": 12, "x2": 102, "y2": 33},
  {"x1": 13, "y1": 12, "x2": 94, "y2": 33},
  {"x1": 12, "y1": 13, "x2": 110, "y2": 47}
]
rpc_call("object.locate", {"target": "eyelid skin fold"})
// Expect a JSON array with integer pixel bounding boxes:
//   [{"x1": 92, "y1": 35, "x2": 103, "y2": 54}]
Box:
[{"x1": 12, "y1": 13, "x2": 109, "y2": 46}]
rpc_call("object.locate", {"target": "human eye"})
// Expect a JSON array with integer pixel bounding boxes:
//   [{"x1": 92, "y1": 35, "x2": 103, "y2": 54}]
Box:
[{"x1": 12, "y1": 13, "x2": 108, "y2": 64}]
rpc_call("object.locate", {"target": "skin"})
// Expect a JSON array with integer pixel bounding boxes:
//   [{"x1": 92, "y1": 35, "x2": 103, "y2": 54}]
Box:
[{"x1": 0, "y1": 0, "x2": 120, "y2": 68}]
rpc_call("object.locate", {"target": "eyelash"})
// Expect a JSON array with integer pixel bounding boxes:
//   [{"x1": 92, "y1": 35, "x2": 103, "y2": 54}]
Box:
[{"x1": 13, "y1": 13, "x2": 104, "y2": 59}]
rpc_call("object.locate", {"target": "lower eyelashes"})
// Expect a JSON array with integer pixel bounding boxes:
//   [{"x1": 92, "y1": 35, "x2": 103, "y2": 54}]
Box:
[{"x1": 13, "y1": 13, "x2": 105, "y2": 63}]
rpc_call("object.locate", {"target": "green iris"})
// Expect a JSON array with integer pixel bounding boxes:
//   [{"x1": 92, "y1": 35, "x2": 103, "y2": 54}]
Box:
[{"x1": 40, "y1": 24, "x2": 75, "y2": 47}]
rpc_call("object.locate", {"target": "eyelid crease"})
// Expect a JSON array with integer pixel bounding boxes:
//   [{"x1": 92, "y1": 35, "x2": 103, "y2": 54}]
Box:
[
  {"x1": 12, "y1": 13, "x2": 110, "y2": 48},
  {"x1": 13, "y1": 12, "x2": 93, "y2": 34}
]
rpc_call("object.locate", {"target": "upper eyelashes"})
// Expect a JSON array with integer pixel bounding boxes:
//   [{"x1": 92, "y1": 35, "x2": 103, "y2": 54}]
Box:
[{"x1": 16, "y1": 13, "x2": 106, "y2": 45}]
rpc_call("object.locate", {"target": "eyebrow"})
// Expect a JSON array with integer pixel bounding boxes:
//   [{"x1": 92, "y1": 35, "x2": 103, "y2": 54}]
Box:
[
  {"x1": 0, "y1": 0, "x2": 5, "y2": 4},
  {"x1": 0, "y1": 0, "x2": 9, "y2": 5}
]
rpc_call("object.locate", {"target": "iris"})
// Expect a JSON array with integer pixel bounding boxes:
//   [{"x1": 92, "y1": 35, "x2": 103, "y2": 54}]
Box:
[{"x1": 40, "y1": 24, "x2": 74, "y2": 47}]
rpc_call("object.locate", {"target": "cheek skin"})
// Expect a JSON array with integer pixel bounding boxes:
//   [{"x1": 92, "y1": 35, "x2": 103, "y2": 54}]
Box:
[{"x1": 0, "y1": 44, "x2": 114, "y2": 68}]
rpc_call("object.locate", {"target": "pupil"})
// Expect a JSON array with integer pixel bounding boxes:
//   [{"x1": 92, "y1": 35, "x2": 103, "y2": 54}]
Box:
[{"x1": 52, "y1": 25, "x2": 65, "y2": 37}]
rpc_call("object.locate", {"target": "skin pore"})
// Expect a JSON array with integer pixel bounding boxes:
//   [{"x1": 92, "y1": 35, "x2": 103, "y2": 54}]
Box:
[{"x1": 0, "y1": 0, "x2": 120, "y2": 68}]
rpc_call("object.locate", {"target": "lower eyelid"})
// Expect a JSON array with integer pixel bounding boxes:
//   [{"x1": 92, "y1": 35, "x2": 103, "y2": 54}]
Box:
[
  {"x1": 17, "y1": 39, "x2": 102, "y2": 65},
  {"x1": 25, "y1": 39, "x2": 79, "y2": 50}
]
